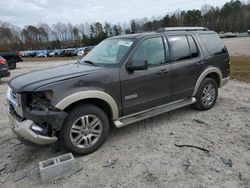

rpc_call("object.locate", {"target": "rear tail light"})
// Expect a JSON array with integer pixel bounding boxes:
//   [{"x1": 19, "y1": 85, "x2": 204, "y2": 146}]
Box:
[{"x1": 0, "y1": 58, "x2": 6, "y2": 64}]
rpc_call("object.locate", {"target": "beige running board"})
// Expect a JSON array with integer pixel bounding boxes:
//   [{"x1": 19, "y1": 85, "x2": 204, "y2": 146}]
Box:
[{"x1": 114, "y1": 97, "x2": 196, "y2": 128}]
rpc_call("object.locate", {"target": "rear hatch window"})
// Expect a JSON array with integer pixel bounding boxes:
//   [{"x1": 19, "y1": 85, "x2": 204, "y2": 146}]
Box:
[{"x1": 200, "y1": 33, "x2": 228, "y2": 56}]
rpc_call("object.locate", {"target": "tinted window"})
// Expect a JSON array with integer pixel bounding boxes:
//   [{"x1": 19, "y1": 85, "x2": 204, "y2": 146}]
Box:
[
  {"x1": 132, "y1": 37, "x2": 166, "y2": 66},
  {"x1": 200, "y1": 33, "x2": 227, "y2": 55},
  {"x1": 187, "y1": 36, "x2": 199, "y2": 58},
  {"x1": 169, "y1": 36, "x2": 190, "y2": 61}
]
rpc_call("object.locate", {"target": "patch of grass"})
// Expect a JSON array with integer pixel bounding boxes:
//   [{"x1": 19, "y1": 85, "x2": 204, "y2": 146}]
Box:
[{"x1": 230, "y1": 56, "x2": 250, "y2": 83}]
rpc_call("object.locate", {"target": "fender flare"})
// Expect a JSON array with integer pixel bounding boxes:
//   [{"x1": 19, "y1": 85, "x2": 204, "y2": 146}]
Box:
[
  {"x1": 192, "y1": 67, "x2": 222, "y2": 96},
  {"x1": 55, "y1": 90, "x2": 119, "y2": 120}
]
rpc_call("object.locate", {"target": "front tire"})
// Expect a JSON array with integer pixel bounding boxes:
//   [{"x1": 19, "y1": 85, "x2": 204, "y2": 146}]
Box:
[
  {"x1": 193, "y1": 78, "x2": 218, "y2": 110},
  {"x1": 60, "y1": 104, "x2": 110, "y2": 155}
]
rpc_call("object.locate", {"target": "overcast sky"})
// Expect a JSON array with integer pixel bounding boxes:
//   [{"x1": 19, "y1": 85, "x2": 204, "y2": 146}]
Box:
[{"x1": 0, "y1": 0, "x2": 246, "y2": 26}]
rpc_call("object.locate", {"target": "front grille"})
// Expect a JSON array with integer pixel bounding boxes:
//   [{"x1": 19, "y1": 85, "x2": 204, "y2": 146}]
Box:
[
  {"x1": 10, "y1": 90, "x2": 17, "y2": 100},
  {"x1": 9, "y1": 103, "x2": 23, "y2": 122},
  {"x1": 7, "y1": 87, "x2": 23, "y2": 118}
]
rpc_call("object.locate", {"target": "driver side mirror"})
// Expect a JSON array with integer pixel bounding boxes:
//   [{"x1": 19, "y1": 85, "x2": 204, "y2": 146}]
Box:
[{"x1": 126, "y1": 60, "x2": 148, "y2": 72}]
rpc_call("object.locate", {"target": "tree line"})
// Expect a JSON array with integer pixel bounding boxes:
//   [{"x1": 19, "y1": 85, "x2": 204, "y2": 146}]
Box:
[{"x1": 0, "y1": 0, "x2": 249, "y2": 51}]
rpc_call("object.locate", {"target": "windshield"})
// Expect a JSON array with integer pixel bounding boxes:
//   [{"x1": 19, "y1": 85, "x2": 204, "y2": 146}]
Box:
[{"x1": 80, "y1": 38, "x2": 134, "y2": 65}]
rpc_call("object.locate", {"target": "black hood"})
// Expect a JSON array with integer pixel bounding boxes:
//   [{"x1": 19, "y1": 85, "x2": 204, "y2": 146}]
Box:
[{"x1": 9, "y1": 63, "x2": 101, "y2": 92}]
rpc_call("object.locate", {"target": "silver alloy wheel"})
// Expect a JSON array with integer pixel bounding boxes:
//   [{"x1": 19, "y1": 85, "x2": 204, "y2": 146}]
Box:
[
  {"x1": 201, "y1": 84, "x2": 216, "y2": 106},
  {"x1": 70, "y1": 114, "x2": 103, "y2": 149}
]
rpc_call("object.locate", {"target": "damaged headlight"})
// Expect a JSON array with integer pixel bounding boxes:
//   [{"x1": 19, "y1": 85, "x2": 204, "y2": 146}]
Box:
[
  {"x1": 43, "y1": 90, "x2": 54, "y2": 101},
  {"x1": 33, "y1": 90, "x2": 53, "y2": 102},
  {"x1": 27, "y1": 90, "x2": 55, "y2": 112},
  {"x1": 26, "y1": 90, "x2": 68, "y2": 133}
]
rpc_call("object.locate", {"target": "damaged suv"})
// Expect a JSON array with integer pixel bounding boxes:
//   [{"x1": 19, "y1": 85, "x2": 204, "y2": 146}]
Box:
[{"x1": 7, "y1": 27, "x2": 230, "y2": 155}]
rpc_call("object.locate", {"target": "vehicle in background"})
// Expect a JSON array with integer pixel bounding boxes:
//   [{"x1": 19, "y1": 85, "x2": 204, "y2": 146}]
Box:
[
  {"x1": 219, "y1": 31, "x2": 238, "y2": 38},
  {"x1": 83, "y1": 46, "x2": 94, "y2": 56},
  {"x1": 72, "y1": 47, "x2": 85, "y2": 56},
  {"x1": 37, "y1": 51, "x2": 48, "y2": 58},
  {"x1": 77, "y1": 46, "x2": 95, "y2": 56},
  {"x1": 0, "y1": 56, "x2": 10, "y2": 82},
  {"x1": 76, "y1": 47, "x2": 86, "y2": 56},
  {"x1": 18, "y1": 46, "x2": 95, "y2": 59},
  {"x1": 29, "y1": 51, "x2": 37, "y2": 57},
  {"x1": 0, "y1": 52, "x2": 23, "y2": 70},
  {"x1": 64, "y1": 48, "x2": 77, "y2": 57},
  {"x1": 22, "y1": 51, "x2": 37, "y2": 57},
  {"x1": 224, "y1": 32, "x2": 238, "y2": 38},
  {"x1": 20, "y1": 51, "x2": 28, "y2": 57},
  {"x1": 248, "y1": 30, "x2": 250, "y2": 35},
  {"x1": 58, "y1": 48, "x2": 74, "y2": 57},
  {"x1": 49, "y1": 49, "x2": 62, "y2": 57},
  {"x1": 58, "y1": 49, "x2": 65, "y2": 57},
  {"x1": 219, "y1": 32, "x2": 225, "y2": 38}
]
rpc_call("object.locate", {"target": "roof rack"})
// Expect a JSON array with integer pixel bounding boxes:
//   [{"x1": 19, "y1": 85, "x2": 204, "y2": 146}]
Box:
[{"x1": 156, "y1": 27, "x2": 209, "y2": 32}]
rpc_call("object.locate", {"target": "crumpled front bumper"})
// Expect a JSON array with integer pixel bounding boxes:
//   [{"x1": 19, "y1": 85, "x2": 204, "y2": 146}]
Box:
[{"x1": 8, "y1": 113, "x2": 58, "y2": 145}]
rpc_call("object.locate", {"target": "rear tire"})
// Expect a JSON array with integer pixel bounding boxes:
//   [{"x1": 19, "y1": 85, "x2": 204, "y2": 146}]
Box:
[
  {"x1": 193, "y1": 78, "x2": 218, "y2": 111},
  {"x1": 60, "y1": 104, "x2": 109, "y2": 155},
  {"x1": 8, "y1": 62, "x2": 16, "y2": 70}
]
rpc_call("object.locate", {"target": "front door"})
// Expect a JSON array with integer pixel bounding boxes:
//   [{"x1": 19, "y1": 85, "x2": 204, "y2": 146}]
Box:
[{"x1": 120, "y1": 36, "x2": 171, "y2": 115}]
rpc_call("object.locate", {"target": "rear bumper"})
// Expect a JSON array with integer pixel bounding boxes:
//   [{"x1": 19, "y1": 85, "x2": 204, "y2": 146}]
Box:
[
  {"x1": 220, "y1": 77, "x2": 230, "y2": 87},
  {"x1": 8, "y1": 113, "x2": 58, "y2": 145}
]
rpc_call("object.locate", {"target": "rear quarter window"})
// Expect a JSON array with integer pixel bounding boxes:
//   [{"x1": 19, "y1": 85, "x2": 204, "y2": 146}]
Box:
[{"x1": 200, "y1": 33, "x2": 227, "y2": 56}]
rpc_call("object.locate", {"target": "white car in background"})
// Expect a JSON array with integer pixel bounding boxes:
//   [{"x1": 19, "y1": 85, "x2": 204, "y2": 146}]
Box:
[
  {"x1": 49, "y1": 49, "x2": 62, "y2": 57},
  {"x1": 77, "y1": 46, "x2": 95, "y2": 56},
  {"x1": 77, "y1": 47, "x2": 86, "y2": 56},
  {"x1": 37, "y1": 51, "x2": 48, "y2": 58}
]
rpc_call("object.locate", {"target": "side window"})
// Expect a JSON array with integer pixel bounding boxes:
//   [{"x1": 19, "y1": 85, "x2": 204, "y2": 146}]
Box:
[
  {"x1": 168, "y1": 36, "x2": 190, "y2": 61},
  {"x1": 187, "y1": 36, "x2": 199, "y2": 58},
  {"x1": 200, "y1": 33, "x2": 227, "y2": 55},
  {"x1": 132, "y1": 37, "x2": 166, "y2": 67}
]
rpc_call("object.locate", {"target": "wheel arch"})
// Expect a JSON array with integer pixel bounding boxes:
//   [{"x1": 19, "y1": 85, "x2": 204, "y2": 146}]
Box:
[
  {"x1": 55, "y1": 90, "x2": 119, "y2": 120},
  {"x1": 192, "y1": 67, "x2": 222, "y2": 96}
]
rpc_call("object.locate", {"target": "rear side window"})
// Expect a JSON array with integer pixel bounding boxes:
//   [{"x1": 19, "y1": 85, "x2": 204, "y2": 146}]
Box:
[
  {"x1": 200, "y1": 33, "x2": 227, "y2": 56},
  {"x1": 168, "y1": 36, "x2": 190, "y2": 61}
]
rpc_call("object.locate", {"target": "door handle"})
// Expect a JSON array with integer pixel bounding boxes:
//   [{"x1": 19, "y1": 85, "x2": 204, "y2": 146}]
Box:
[
  {"x1": 157, "y1": 69, "x2": 169, "y2": 75},
  {"x1": 196, "y1": 61, "x2": 204, "y2": 66}
]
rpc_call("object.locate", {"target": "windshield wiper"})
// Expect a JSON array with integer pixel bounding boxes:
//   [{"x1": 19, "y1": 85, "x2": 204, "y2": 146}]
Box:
[{"x1": 83, "y1": 60, "x2": 96, "y2": 66}]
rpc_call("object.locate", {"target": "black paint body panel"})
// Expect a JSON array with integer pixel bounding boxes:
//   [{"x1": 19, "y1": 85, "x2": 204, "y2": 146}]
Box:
[{"x1": 8, "y1": 29, "x2": 230, "y2": 128}]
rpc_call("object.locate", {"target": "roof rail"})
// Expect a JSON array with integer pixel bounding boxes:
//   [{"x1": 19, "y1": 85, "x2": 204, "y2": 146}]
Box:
[{"x1": 156, "y1": 27, "x2": 209, "y2": 32}]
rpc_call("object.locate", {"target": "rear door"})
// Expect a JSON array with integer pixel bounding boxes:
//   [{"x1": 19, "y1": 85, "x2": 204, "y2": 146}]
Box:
[
  {"x1": 120, "y1": 35, "x2": 171, "y2": 115},
  {"x1": 167, "y1": 34, "x2": 204, "y2": 101}
]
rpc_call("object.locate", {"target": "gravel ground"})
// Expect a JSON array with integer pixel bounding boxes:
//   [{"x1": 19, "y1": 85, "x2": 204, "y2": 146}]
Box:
[
  {"x1": 223, "y1": 37, "x2": 250, "y2": 56},
  {"x1": 0, "y1": 60, "x2": 250, "y2": 187}
]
